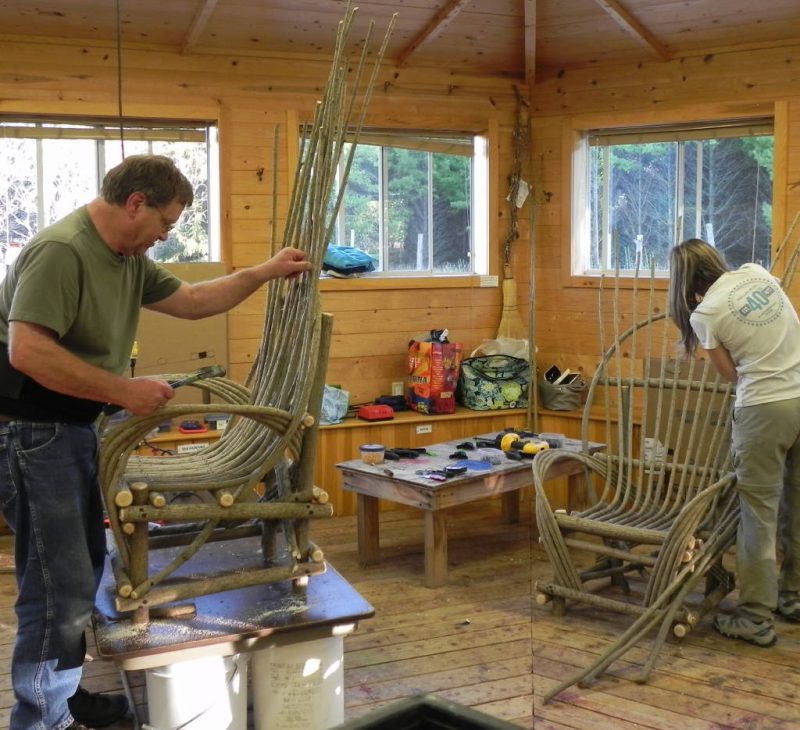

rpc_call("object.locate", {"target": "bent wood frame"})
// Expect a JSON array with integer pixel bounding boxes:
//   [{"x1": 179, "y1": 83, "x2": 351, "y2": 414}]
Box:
[
  {"x1": 97, "y1": 4, "x2": 395, "y2": 617},
  {"x1": 534, "y1": 268, "x2": 740, "y2": 701}
]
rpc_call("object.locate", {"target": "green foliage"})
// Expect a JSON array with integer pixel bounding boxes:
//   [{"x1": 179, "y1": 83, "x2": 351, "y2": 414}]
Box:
[
  {"x1": 333, "y1": 142, "x2": 472, "y2": 274},
  {"x1": 590, "y1": 133, "x2": 773, "y2": 272}
]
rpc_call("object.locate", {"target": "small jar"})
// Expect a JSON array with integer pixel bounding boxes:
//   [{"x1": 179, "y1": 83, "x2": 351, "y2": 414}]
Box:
[{"x1": 360, "y1": 443, "x2": 385, "y2": 465}]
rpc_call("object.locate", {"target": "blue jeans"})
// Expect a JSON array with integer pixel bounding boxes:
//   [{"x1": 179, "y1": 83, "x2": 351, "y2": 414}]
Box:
[{"x1": 0, "y1": 421, "x2": 106, "y2": 730}]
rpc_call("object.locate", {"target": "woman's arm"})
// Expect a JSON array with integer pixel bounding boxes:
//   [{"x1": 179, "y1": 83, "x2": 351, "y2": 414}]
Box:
[{"x1": 704, "y1": 345, "x2": 738, "y2": 384}]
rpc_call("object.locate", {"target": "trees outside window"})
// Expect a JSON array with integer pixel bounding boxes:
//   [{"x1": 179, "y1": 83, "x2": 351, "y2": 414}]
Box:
[
  {"x1": 580, "y1": 120, "x2": 773, "y2": 275},
  {"x1": 1, "y1": 118, "x2": 218, "y2": 279},
  {"x1": 329, "y1": 134, "x2": 483, "y2": 277}
]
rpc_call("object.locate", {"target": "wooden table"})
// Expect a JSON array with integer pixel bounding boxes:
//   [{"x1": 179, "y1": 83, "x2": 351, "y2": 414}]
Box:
[{"x1": 337, "y1": 433, "x2": 603, "y2": 588}]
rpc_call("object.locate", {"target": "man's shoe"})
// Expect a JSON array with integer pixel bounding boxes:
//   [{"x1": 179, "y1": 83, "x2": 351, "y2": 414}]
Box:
[
  {"x1": 68, "y1": 686, "x2": 128, "y2": 727},
  {"x1": 713, "y1": 613, "x2": 777, "y2": 647},
  {"x1": 777, "y1": 592, "x2": 800, "y2": 622}
]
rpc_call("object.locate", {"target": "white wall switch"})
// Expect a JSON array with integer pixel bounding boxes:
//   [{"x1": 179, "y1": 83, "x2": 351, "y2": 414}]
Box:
[{"x1": 391, "y1": 381, "x2": 404, "y2": 396}]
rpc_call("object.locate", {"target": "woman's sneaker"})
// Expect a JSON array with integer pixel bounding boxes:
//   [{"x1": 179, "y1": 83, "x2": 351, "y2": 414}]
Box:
[
  {"x1": 713, "y1": 613, "x2": 777, "y2": 647},
  {"x1": 777, "y1": 592, "x2": 800, "y2": 622}
]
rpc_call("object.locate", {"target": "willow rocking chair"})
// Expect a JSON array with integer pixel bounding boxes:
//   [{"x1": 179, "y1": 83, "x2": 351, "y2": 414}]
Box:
[
  {"x1": 98, "y1": 7, "x2": 394, "y2": 619},
  {"x1": 534, "y1": 272, "x2": 740, "y2": 701}
]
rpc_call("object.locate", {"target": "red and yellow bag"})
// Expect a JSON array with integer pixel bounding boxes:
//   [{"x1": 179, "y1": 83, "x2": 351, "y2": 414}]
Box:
[{"x1": 407, "y1": 340, "x2": 463, "y2": 415}]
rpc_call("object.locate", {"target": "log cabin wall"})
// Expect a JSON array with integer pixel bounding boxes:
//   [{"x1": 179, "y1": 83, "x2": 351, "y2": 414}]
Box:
[
  {"x1": 0, "y1": 38, "x2": 525, "y2": 405},
  {"x1": 526, "y1": 44, "x2": 800, "y2": 380}
]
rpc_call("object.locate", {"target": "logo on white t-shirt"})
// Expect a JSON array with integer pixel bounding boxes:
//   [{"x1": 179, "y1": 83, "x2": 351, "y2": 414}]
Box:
[{"x1": 728, "y1": 277, "x2": 783, "y2": 326}]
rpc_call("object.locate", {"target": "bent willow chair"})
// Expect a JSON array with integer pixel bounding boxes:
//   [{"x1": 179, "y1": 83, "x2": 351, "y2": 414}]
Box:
[
  {"x1": 534, "y1": 271, "x2": 740, "y2": 701},
  {"x1": 98, "y1": 6, "x2": 395, "y2": 619}
]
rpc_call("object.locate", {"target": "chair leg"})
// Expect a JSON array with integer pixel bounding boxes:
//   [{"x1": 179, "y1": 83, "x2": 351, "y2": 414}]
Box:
[{"x1": 119, "y1": 669, "x2": 140, "y2": 730}]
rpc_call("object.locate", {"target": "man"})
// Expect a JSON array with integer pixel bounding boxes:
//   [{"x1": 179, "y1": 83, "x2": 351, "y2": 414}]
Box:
[{"x1": 0, "y1": 154, "x2": 313, "y2": 730}]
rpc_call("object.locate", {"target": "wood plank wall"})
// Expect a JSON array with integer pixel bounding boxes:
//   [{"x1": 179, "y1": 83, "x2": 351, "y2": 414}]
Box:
[
  {"x1": 0, "y1": 37, "x2": 522, "y2": 406},
  {"x1": 527, "y1": 44, "x2": 800, "y2": 378},
  {"x1": 4, "y1": 38, "x2": 800, "y2": 407}
]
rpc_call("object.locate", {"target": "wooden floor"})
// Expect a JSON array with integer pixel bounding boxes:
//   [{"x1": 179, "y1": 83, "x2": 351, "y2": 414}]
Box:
[{"x1": 3, "y1": 495, "x2": 800, "y2": 729}]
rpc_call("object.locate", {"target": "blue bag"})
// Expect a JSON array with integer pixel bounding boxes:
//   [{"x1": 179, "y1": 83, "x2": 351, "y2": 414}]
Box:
[{"x1": 323, "y1": 245, "x2": 376, "y2": 274}]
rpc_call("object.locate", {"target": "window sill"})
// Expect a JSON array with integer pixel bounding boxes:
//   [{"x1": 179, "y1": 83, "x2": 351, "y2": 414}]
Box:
[
  {"x1": 320, "y1": 274, "x2": 485, "y2": 292},
  {"x1": 564, "y1": 273, "x2": 669, "y2": 291}
]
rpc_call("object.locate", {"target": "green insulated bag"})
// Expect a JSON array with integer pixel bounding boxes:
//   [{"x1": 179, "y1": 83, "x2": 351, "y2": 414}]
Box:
[{"x1": 457, "y1": 355, "x2": 530, "y2": 410}]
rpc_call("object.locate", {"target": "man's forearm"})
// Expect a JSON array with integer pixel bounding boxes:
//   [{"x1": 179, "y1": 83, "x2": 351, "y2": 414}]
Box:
[{"x1": 182, "y1": 266, "x2": 268, "y2": 318}]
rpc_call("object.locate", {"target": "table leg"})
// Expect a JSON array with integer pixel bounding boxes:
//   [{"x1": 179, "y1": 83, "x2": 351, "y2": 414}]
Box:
[
  {"x1": 357, "y1": 493, "x2": 380, "y2": 566},
  {"x1": 501, "y1": 489, "x2": 521, "y2": 523},
  {"x1": 423, "y1": 510, "x2": 447, "y2": 588},
  {"x1": 567, "y1": 467, "x2": 590, "y2": 513}
]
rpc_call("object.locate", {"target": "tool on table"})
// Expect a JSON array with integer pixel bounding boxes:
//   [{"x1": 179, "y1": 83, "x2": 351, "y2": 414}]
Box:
[
  {"x1": 454, "y1": 459, "x2": 492, "y2": 471},
  {"x1": 384, "y1": 447, "x2": 427, "y2": 460},
  {"x1": 415, "y1": 469, "x2": 449, "y2": 481},
  {"x1": 102, "y1": 364, "x2": 227, "y2": 416},
  {"x1": 473, "y1": 430, "x2": 550, "y2": 460}
]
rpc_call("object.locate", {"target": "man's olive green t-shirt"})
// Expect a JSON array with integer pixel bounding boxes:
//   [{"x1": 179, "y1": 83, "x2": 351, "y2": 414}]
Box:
[{"x1": 0, "y1": 206, "x2": 181, "y2": 422}]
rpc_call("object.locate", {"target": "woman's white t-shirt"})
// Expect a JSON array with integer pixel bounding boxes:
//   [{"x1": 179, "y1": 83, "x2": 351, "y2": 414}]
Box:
[{"x1": 690, "y1": 263, "x2": 800, "y2": 408}]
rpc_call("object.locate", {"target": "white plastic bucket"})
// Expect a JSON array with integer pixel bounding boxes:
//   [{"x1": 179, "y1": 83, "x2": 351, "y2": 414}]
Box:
[
  {"x1": 145, "y1": 653, "x2": 248, "y2": 730},
  {"x1": 251, "y1": 636, "x2": 344, "y2": 730}
]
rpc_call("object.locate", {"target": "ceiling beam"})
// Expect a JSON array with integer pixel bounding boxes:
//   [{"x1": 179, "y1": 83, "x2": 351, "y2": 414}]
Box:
[
  {"x1": 180, "y1": 0, "x2": 219, "y2": 54},
  {"x1": 592, "y1": 0, "x2": 670, "y2": 61},
  {"x1": 524, "y1": 0, "x2": 536, "y2": 85},
  {"x1": 395, "y1": 0, "x2": 469, "y2": 67}
]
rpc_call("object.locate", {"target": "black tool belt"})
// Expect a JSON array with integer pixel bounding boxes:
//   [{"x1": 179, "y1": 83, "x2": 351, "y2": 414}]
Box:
[{"x1": 0, "y1": 342, "x2": 102, "y2": 423}]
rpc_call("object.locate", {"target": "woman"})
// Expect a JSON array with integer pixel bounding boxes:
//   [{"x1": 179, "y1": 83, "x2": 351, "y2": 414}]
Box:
[{"x1": 668, "y1": 238, "x2": 800, "y2": 647}]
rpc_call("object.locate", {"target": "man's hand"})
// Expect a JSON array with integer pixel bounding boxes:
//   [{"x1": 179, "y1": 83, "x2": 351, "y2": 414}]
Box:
[
  {"x1": 120, "y1": 377, "x2": 175, "y2": 416},
  {"x1": 267, "y1": 246, "x2": 314, "y2": 279}
]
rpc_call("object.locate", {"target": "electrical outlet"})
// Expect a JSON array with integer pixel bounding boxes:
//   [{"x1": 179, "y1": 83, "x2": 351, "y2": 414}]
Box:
[
  {"x1": 416, "y1": 424, "x2": 433, "y2": 434},
  {"x1": 391, "y1": 381, "x2": 404, "y2": 396}
]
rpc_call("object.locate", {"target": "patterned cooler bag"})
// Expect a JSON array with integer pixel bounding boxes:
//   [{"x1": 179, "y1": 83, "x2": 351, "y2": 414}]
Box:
[{"x1": 457, "y1": 354, "x2": 530, "y2": 410}]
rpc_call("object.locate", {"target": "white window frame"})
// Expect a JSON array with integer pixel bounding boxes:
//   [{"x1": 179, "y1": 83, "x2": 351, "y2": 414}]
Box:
[
  {"x1": 327, "y1": 129, "x2": 489, "y2": 279},
  {"x1": 0, "y1": 115, "x2": 220, "y2": 264},
  {"x1": 571, "y1": 116, "x2": 774, "y2": 278}
]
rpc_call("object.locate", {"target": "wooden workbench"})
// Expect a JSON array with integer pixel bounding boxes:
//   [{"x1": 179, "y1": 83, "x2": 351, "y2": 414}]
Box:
[
  {"x1": 92, "y1": 537, "x2": 374, "y2": 728},
  {"x1": 337, "y1": 433, "x2": 603, "y2": 588}
]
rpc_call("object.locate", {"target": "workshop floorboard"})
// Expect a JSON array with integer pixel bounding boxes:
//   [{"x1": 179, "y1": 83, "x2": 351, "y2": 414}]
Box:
[{"x1": 2, "y1": 494, "x2": 800, "y2": 729}]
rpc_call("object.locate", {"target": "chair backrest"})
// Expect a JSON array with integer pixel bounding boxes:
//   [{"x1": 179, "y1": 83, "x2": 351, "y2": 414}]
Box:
[
  {"x1": 582, "y1": 280, "x2": 736, "y2": 517},
  {"x1": 209, "y1": 9, "x2": 397, "y2": 478}
]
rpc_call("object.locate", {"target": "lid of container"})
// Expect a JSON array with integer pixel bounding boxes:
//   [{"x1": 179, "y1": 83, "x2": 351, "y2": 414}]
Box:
[{"x1": 359, "y1": 443, "x2": 385, "y2": 452}]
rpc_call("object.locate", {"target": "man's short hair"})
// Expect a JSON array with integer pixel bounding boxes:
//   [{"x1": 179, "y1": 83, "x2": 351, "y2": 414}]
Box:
[{"x1": 101, "y1": 154, "x2": 194, "y2": 207}]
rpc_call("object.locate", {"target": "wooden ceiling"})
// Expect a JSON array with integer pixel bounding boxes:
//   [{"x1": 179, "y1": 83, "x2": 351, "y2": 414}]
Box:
[{"x1": 1, "y1": 0, "x2": 799, "y2": 82}]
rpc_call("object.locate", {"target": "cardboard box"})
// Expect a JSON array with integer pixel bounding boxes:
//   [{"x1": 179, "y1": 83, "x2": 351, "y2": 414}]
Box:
[{"x1": 135, "y1": 263, "x2": 229, "y2": 407}]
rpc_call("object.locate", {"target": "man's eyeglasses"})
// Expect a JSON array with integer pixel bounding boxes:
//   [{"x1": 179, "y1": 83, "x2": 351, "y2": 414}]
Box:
[{"x1": 147, "y1": 204, "x2": 178, "y2": 233}]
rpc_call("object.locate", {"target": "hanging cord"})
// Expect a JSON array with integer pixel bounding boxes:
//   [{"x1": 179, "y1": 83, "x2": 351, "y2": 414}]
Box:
[
  {"x1": 115, "y1": 0, "x2": 125, "y2": 158},
  {"x1": 502, "y1": 85, "x2": 529, "y2": 269}
]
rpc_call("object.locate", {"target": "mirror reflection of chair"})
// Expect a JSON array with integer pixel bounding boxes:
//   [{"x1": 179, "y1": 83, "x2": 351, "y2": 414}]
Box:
[
  {"x1": 536, "y1": 226, "x2": 800, "y2": 700},
  {"x1": 534, "y1": 269, "x2": 741, "y2": 701},
  {"x1": 98, "y1": 7, "x2": 395, "y2": 621}
]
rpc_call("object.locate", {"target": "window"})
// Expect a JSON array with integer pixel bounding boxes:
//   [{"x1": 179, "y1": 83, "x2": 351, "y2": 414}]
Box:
[
  {"x1": 574, "y1": 118, "x2": 774, "y2": 276},
  {"x1": 0, "y1": 117, "x2": 219, "y2": 277},
  {"x1": 327, "y1": 130, "x2": 488, "y2": 277}
]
